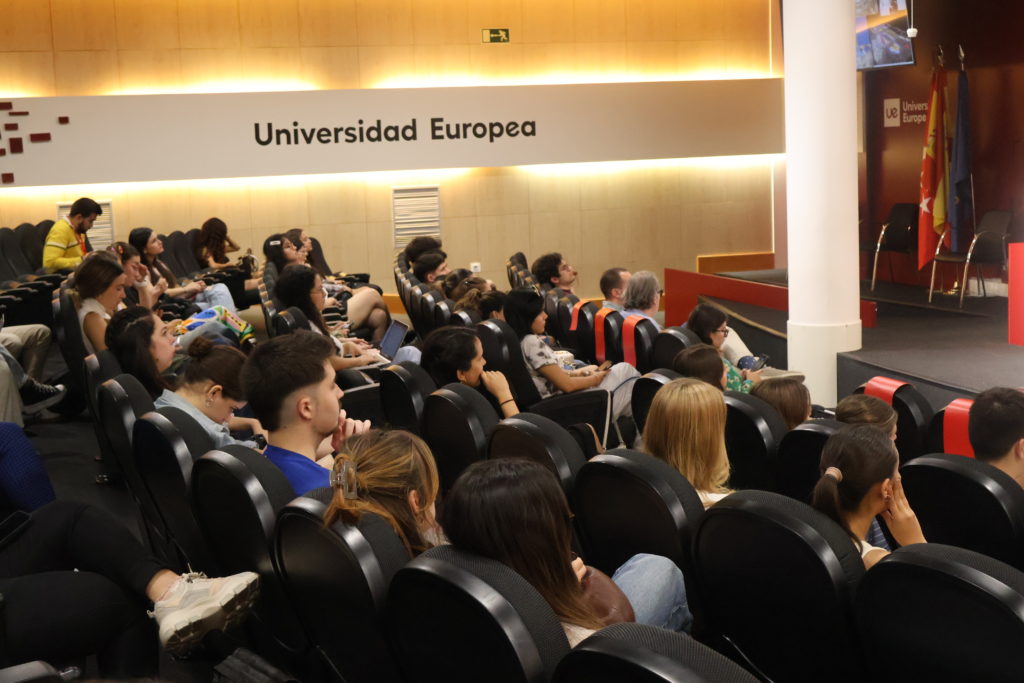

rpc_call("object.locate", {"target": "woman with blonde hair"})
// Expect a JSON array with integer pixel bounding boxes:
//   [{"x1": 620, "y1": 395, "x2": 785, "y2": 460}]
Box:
[
  {"x1": 324, "y1": 429, "x2": 441, "y2": 557},
  {"x1": 642, "y1": 377, "x2": 731, "y2": 508}
]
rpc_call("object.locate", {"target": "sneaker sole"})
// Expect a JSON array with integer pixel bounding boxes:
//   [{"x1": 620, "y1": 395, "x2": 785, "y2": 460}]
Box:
[
  {"x1": 161, "y1": 602, "x2": 225, "y2": 656},
  {"x1": 218, "y1": 574, "x2": 260, "y2": 631}
]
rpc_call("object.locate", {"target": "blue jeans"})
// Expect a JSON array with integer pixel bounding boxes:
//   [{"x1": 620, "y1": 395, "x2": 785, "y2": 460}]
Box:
[
  {"x1": 611, "y1": 553, "x2": 692, "y2": 633},
  {"x1": 195, "y1": 283, "x2": 236, "y2": 314}
]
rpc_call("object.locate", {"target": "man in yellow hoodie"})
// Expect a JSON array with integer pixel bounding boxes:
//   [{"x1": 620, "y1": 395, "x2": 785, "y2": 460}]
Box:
[{"x1": 41, "y1": 197, "x2": 101, "y2": 273}]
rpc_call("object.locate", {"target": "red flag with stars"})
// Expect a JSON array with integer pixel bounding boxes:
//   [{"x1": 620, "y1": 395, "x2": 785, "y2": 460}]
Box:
[{"x1": 918, "y1": 68, "x2": 951, "y2": 269}]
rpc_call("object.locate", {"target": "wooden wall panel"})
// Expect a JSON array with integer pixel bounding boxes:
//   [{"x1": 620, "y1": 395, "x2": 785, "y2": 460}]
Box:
[{"x1": 0, "y1": 0, "x2": 779, "y2": 297}]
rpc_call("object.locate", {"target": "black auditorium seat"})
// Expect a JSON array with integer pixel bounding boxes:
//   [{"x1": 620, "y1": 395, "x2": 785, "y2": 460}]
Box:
[
  {"x1": 271, "y1": 306, "x2": 309, "y2": 337},
  {"x1": 566, "y1": 300, "x2": 599, "y2": 364},
  {"x1": 380, "y1": 362, "x2": 436, "y2": 433},
  {"x1": 775, "y1": 418, "x2": 842, "y2": 502},
  {"x1": 620, "y1": 315, "x2": 659, "y2": 374},
  {"x1": 853, "y1": 377, "x2": 933, "y2": 463},
  {"x1": 901, "y1": 453, "x2": 1024, "y2": 569},
  {"x1": 856, "y1": 544, "x2": 1024, "y2": 683},
  {"x1": 53, "y1": 289, "x2": 90, "y2": 394},
  {"x1": 631, "y1": 368, "x2": 680, "y2": 433},
  {"x1": 477, "y1": 319, "x2": 612, "y2": 446},
  {"x1": 692, "y1": 490, "x2": 866, "y2": 683},
  {"x1": 723, "y1": 390, "x2": 788, "y2": 491},
  {"x1": 573, "y1": 448, "x2": 707, "y2": 628},
  {"x1": 433, "y1": 298, "x2": 454, "y2": 329},
  {"x1": 600, "y1": 310, "x2": 625, "y2": 364},
  {"x1": 924, "y1": 397, "x2": 974, "y2": 457},
  {"x1": 0, "y1": 226, "x2": 62, "y2": 286},
  {"x1": 339, "y1": 382, "x2": 383, "y2": 424},
  {"x1": 421, "y1": 383, "x2": 500, "y2": 493},
  {"x1": 132, "y1": 406, "x2": 217, "y2": 572},
  {"x1": 387, "y1": 544, "x2": 570, "y2": 683},
  {"x1": 651, "y1": 326, "x2": 701, "y2": 370},
  {"x1": 273, "y1": 496, "x2": 407, "y2": 683},
  {"x1": 190, "y1": 446, "x2": 312, "y2": 662},
  {"x1": 552, "y1": 623, "x2": 759, "y2": 683},
  {"x1": 487, "y1": 413, "x2": 587, "y2": 498}
]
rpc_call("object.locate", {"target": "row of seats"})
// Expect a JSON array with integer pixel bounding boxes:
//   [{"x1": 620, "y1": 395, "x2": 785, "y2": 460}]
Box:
[
  {"x1": 0, "y1": 221, "x2": 63, "y2": 327},
  {"x1": 392, "y1": 257, "x2": 479, "y2": 338}
]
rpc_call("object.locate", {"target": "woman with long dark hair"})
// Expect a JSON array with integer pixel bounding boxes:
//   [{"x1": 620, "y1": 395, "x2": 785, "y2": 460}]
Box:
[
  {"x1": 503, "y1": 287, "x2": 639, "y2": 420},
  {"x1": 128, "y1": 228, "x2": 236, "y2": 313},
  {"x1": 195, "y1": 217, "x2": 258, "y2": 291},
  {"x1": 810, "y1": 425, "x2": 926, "y2": 568},
  {"x1": 441, "y1": 458, "x2": 690, "y2": 646}
]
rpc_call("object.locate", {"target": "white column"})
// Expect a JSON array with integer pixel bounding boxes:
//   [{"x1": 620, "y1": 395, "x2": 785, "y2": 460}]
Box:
[{"x1": 783, "y1": 0, "x2": 862, "y2": 405}]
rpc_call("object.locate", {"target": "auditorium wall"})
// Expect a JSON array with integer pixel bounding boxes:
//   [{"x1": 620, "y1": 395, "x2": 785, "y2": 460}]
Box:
[
  {"x1": 863, "y1": 0, "x2": 1024, "y2": 286},
  {"x1": 0, "y1": 0, "x2": 780, "y2": 296}
]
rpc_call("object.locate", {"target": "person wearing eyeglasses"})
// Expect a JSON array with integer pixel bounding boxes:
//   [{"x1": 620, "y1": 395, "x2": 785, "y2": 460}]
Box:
[
  {"x1": 621, "y1": 270, "x2": 663, "y2": 330},
  {"x1": 686, "y1": 304, "x2": 763, "y2": 393}
]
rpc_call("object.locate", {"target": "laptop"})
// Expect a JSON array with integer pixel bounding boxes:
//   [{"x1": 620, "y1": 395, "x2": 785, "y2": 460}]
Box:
[{"x1": 376, "y1": 319, "x2": 409, "y2": 362}]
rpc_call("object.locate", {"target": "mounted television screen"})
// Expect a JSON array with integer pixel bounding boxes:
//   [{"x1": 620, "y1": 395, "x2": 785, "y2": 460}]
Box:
[{"x1": 855, "y1": 0, "x2": 915, "y2": 70}]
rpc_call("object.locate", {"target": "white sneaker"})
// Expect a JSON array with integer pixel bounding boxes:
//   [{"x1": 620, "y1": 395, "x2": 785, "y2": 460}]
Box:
[{"x1": 151, "y1": 571, "x2": 259, "y2": 655}]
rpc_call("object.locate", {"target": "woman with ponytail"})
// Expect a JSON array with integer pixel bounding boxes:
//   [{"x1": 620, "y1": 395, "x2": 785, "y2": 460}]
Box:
[
  {"x1": 324, "y1": 429, "x2": 441, "y2": 556},
  {"x1": 810, "y1": 424, "x2": 926, "y2": 568}
]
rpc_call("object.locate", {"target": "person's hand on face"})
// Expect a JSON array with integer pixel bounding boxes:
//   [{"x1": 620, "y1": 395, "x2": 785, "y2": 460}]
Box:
[
  {"x1": 480, "y1": 370, "x2": 513, "y2": 403},
  {"x1": 331, "y1": 409, "x2": 371, "y2": 453}
]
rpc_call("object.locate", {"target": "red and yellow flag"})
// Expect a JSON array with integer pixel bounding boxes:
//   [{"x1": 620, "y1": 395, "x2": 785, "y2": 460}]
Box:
[{"x1": 918, "y1": 68, "x2": 951, "y2": 269}]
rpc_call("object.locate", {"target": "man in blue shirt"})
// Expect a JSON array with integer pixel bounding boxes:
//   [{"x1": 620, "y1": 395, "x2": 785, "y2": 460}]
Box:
[{"x1": 241, "y1": 331, "x2": 370, "y2": 494}]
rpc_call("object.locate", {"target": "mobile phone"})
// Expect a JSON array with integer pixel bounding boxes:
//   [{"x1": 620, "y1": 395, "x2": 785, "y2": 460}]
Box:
[{"x1": 751, "y1": 356, "x2": 768, "y2": 371}]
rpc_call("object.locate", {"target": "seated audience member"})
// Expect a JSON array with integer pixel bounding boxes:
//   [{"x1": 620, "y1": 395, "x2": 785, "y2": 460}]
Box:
[
  {"x1": 672, "y1": 344, "x2": 727, "y2": 391},
  {"x1": 686, "y1": 304, "x2": 762, "y2": 393},
  {"x1": 621, "y1": 270, "x2": 662, "y2": 329},
  {"x1": 128, "y1": 228, "x2": 236, "y2": 314},
  {"x1": 968, "y1": 387, "x2": 1024, "y2": 487},
  {"x1": 274, "y1": 264, "x2": 383, "y2": 361},
  {"x1": 810, "y1": 425, "x2": 926, "y2": 569},
  {"x1": 599, "y1": 267, "x2": 631, "y2": 311},
  {"x1": 0, "y1": 500, "x2": 258, "y2": 671},
  {"x1": 284, "y1": 228, "x2": 312, "y2": 264},
  {"x1": 751, "y1": 377, "x2": 812, "y2": 430},
  {"x1": 412, "y1": 249, "x2": 451, "y2": 286},
  {"x1": 0, "y1": 324, "x2": 66, "y2": 416},
  {"x1": 263, "y1": 233, "x2": 306, "y2": 277},
  {"x1": 111, "y1": 241, "x2": 166, "y2": 310},
  {"x1": 107, "y1": 307, "x2": 265, "y2": 448},
  {"x1": 643, "y1": 377, "x2": 731, "y2": 508},
  {"x1": 531, "y1": 252, "x2": 577, "y2": 295},
  {"x1": 42, "y1": 197, "x2": 100, "y2": 273},
  {"x1": 835, "y1": 393, "x2": 898, "y2": 440},
  {"x1": 442, "y1": 458, "x2": 690, "y2": 647},
  {"x1": 505, "y1": 287, "x2": 640, "y2": 420},
  {"x1": 403, "y1": 236, "x2": 443, "y2": 267},
  {"x1": 241, "y1": 331, "x2": 370, "y2": 494},
  {"x1": 440, "y1": 268, "x2": 472, "y2": 299},
  {"x1": 73, "y1": 253, "x2": 128, "y2": 354},
  {"x1": 195, "y1": 218, "x2": 259, "y2": 291},
  {"x1": 421, "y1": 327, "x2": 519, "y2": 418},
  {"x1": 324, "y1": 429, "x2": 441, "y2": 555},
  {"x1": 475, "y1": 289, "x2": 507, "y2": 321}
]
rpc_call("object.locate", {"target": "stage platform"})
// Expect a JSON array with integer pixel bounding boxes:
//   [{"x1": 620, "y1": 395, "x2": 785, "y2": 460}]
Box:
[{"x1": 707, "y1": 269, "x2": 1023, "y2": 408}]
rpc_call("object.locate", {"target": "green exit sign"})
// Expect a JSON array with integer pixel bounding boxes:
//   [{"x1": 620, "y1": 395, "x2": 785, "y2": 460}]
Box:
[{"x1": 482, "y1": 28, "x2": 510, "y2": 43}]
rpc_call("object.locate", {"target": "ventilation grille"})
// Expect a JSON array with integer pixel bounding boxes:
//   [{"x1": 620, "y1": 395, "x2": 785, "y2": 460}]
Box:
[
  {"x1": 57, "y1": 199, "x2": 114, "y2": 251},
  {"x1": 392, "y1": 186, "x2": 440, "y2": 248}
]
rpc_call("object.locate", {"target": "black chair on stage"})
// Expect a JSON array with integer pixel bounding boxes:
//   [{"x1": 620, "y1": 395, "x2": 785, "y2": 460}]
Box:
[
  {"x1": 421, "y1": 383, "x2": 500, "y2": 493},
  {"x1": 692, "y1": 490, "x2": 866, "y2": 683},
  {"x1": 723, "y1": 391, "x2": 788, "y2": 491},
  {"x1": 620, "y1": 315, "x2": 659, "y2": 374},
  {"x1": 132, "y1": 406, "x2": 217, "y2": 572},
  {"x1": 274, "y1": 496, "x2": 407, "y2": 683},
  {"x1": 630, "y1": 368, "x2": 680, "y2": 434},
  {"x1": 380, "y1": 362, "x2": 436, "y2": 433},
  {"x1": 651, "y1": 326, "x2": 701, "y2": 370},
  {"x1": 573, "y1": 448, "x2": 706, "y2": 628},
  {"x1": 387, "y1": 545, "x2": 570, "y2": 683},
  {"x1": 856, "y1": 544, "x2": 1024, "y2": 683},
  {"x1": 552, "y1": 623, "x2": 759, "y2": 683},
  {"x1": 487, "y1": 413, "x2": 587, "y2": 498},
  {"x1": 190, "y1": 446, "x2": 311, "y2": 661},
  {"x1": 900, "y1": 453, "x2": 1024, "y2": 569},
  {"x1": 775, "y1": 418, "x2": 842, "y2": 502},
  {"x1": 853, "y1": 378, "x2": 933, "y2": 463},
  {"x1": 928, "y1": 209, "x2": 1013, "y2": 307},
  {"x1": 871, "y1": 202, "x2": 919, "y2": 291},
  {"x1": 477, "y1": 319, "x2": 611, "y2": 446}
]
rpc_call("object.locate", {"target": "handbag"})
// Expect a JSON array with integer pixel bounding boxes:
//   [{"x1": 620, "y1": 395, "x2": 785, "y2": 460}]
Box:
[{"x1": 580, "y1": 565, "x2": 635, "y2": 626}]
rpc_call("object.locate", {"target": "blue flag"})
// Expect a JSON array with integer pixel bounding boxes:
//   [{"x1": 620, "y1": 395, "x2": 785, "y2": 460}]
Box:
[{"x1": 947, "y1": 69, "x2": 972, "y2": 252}]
